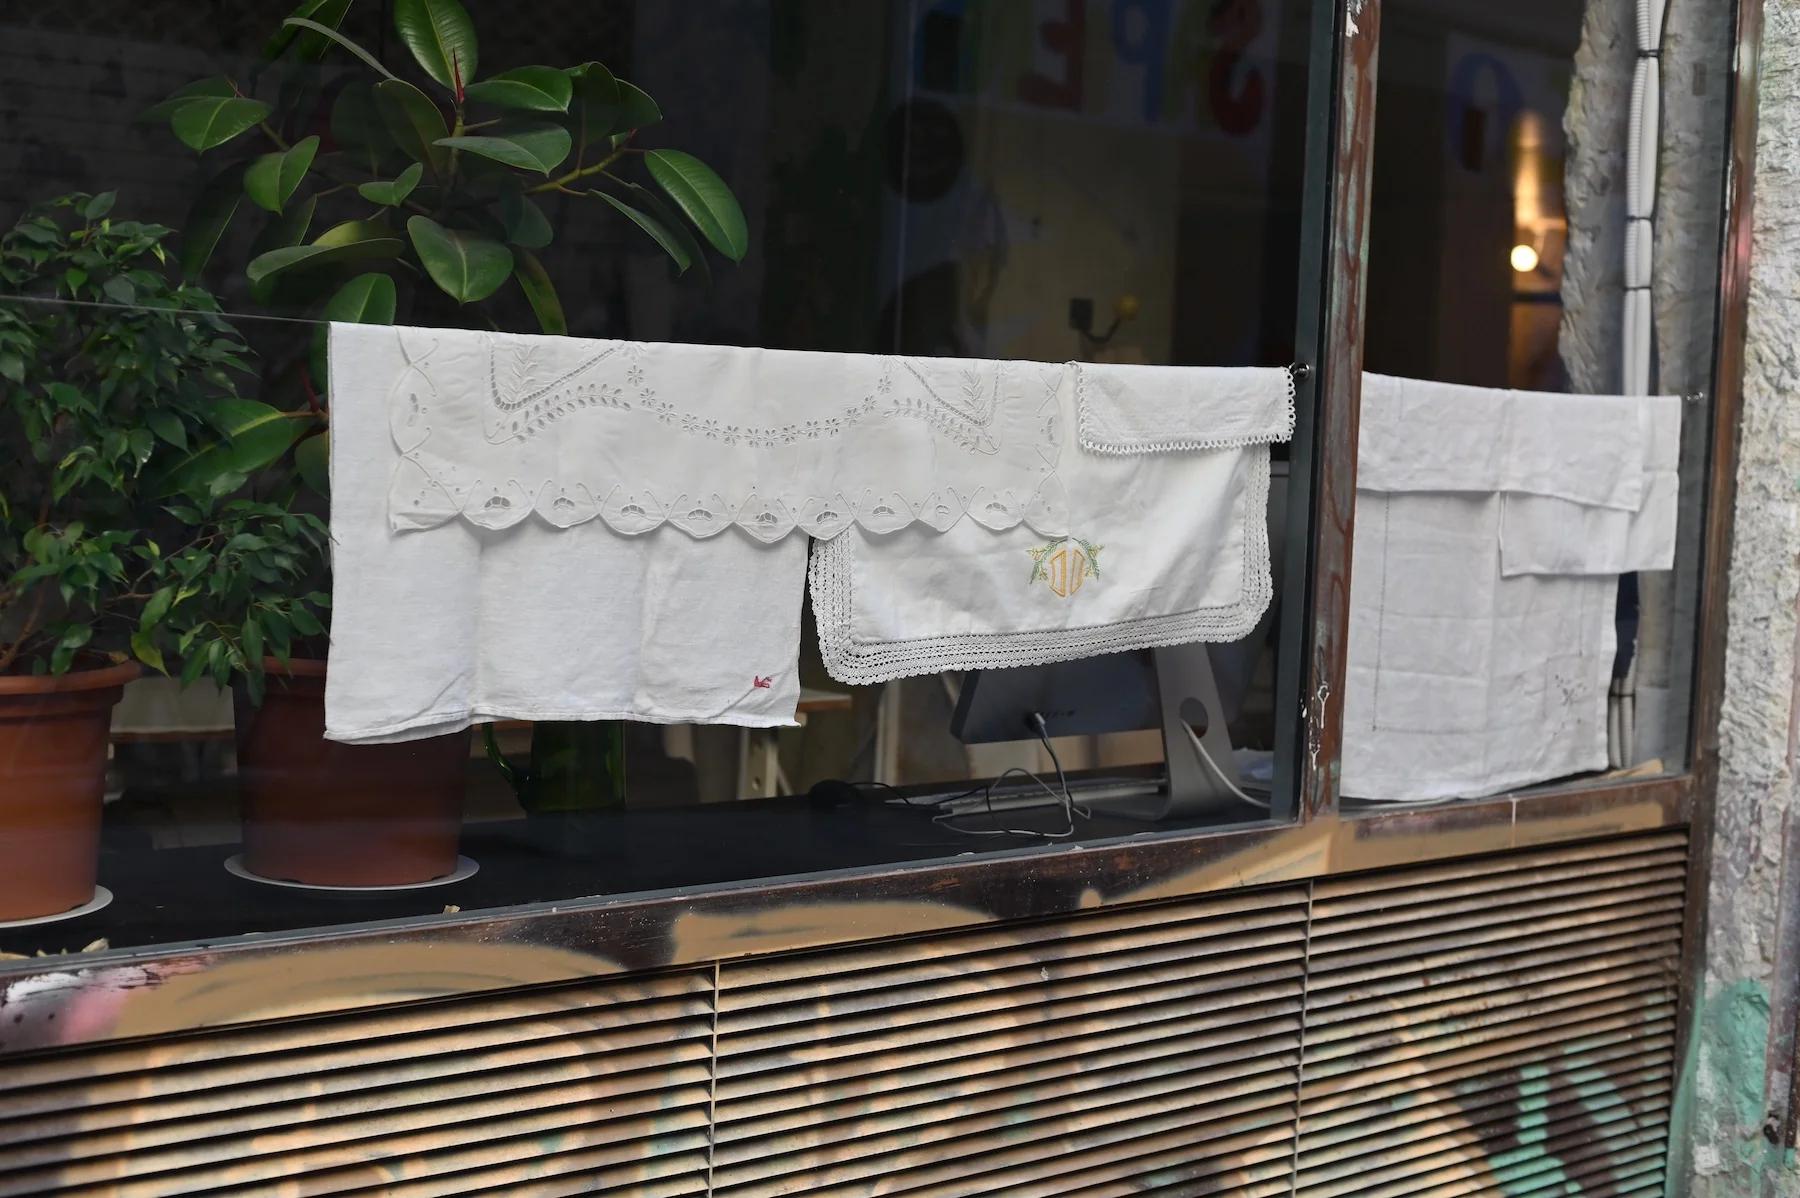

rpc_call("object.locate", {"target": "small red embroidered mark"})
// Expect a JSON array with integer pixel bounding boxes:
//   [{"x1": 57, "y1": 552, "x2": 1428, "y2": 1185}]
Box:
[{"x1": 752, "y1": 675, "x2": 772, "y2": 689}]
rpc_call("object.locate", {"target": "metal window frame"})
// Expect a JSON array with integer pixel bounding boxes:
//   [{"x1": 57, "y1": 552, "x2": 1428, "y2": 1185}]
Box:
[{"x1": 0, "y1": 0, "x2": 1761, "y2": 1059}]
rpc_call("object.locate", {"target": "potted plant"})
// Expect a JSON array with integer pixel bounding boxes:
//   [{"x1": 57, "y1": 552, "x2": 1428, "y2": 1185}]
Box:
[
  {"x1": 151, "y1": 0, "x2": 748, "y2": 846},
  {"x1": 0, "y1": 193, "x2": 308, "y2": 921}
]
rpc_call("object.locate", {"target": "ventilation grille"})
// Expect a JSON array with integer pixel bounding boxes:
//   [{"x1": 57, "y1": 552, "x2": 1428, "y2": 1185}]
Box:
[
  {"x1": 0, "y1": 969, "x2": 715, "y2": 1196},
  {"x1": 708, "y1": 885, "x2": 1311, "y2": 1197},
  {"x1": 1294, "y1": 831, "x2": 1686, "y2": 1197},
  {"x1": 0, "y1": 833, "x2": 1687, "y2": 1196}
]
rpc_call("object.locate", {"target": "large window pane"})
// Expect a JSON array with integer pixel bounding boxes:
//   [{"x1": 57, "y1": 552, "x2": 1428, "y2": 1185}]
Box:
[{"x1": 0, "y1": 0, "x2": 1318, "y2": 957}]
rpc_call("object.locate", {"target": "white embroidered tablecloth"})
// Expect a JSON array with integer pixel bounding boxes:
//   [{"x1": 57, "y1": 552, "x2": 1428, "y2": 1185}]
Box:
[
  {"x1": 325, "y1": 321, "x2": 1294, "y2": 742},
  {"x1": 1341, "y1": 374, "x2": 1682, "y2": 801},
  {"x1": 812, "y1": 362, "x2": 1291, "y2": 683}
]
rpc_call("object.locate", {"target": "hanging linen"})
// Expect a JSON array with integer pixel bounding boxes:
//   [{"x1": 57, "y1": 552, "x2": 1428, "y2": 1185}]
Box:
[
  {"x1": 326, "y1": 324, "x2": 807, "y2": 744},
  {"x1": 326, "y1": 322, "x2": 1293, "y2": 742},
  {"x1": 1340, "y1": 374, "x2": 1681, "y2": 801},
  {"x1": 810, "y1": 362, "x2": 1294, "y2": 683},
  {"x1": 380, "y1": 325, "x2": 1071, "y2": 541}
]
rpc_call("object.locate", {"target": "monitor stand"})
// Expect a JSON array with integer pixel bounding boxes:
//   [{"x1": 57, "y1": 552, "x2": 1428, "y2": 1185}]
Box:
[{"x1": 1087, "y1": 643, "x2": 1244, "y2": 821}]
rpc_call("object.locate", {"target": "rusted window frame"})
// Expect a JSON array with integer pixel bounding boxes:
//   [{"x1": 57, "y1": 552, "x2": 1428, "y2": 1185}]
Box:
[{"x1": 0, "y1": 0, "x2": 1760, "y2": 1055}]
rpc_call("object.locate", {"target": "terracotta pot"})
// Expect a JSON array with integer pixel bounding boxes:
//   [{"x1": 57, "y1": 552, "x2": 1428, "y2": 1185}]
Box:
[
  {"x1": 236, "y1": 659, "x2": 469, "y2": 887},
  {"x1": 0, "y1": 662, "x2": 138, "y2": 921}
]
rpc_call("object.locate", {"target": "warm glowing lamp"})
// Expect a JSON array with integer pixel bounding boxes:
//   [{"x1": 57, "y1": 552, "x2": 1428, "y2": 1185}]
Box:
[{"x1": 1510, "y1": 243, "x2": 1540, "y2": 273}]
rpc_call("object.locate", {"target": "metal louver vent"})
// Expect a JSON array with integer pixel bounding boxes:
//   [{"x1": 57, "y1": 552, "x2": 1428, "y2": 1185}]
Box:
[
  {"x1": 708, "y1": 885, "x2": 1312, "y2": 1198},
  {"x1": 1293, "y1": 832, "x2": 1686, "y2": 1197},
  {"x1": 0, "y1": 969, "x2": 715, "y2": 1196},
  {"x1": 0, "y1": 832, "x2": 1687, "y2": 1196}
]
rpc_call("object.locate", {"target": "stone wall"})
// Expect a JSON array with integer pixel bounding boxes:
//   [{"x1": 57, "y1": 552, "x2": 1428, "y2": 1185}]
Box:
[{"x1": 1683, "y1": 1, "x2": 1800, "y2": 1192}]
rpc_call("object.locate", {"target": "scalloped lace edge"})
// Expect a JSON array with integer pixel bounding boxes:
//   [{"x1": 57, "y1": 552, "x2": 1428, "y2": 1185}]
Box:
[
  {"x1": 811, "y1": 450, "x2": 1274, "y2": 684},
  {"x1": 1075, "y1": 366, "x2": 1297, "y2": 456}
]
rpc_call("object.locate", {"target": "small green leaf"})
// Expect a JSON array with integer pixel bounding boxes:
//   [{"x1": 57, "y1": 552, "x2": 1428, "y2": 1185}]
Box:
[
  {"x1": 565, "y1": 62, "x2": 622, "y2": 146},
  {"x1": 499, "y1": 191, "x2": 553, "y2": 249},
  {"x1": 147, "y1": 409, "x2": 188, "y2": 449},
  {"x1": 514, "y1": 250, "x2": 566, "y2": 335},
  {"x1": 180, "y1": 163, "x2": 247, "y2": 278},
  {"x1": 644, "y1": 149, "x2": 747, "y2": 262},
  {"x1": 594, "y1": 189, "x2": 691, "y2": 273},
  {"x1": 248, "y1": 192, "x2": 317, "y2": 263},
  {"x1": 375, "y1": 79, "x2": 450, "y2": 172},
  {"x1": 281, "y1": 17, "x2": 396, "y2": 80},
  {"x1": 142, "y1": 587, "x2": 176, "y2": 627},
  {"x1": 406, "y1": 215, "x2": 512, "y2": 303},
  {"x1": 393, "y1": 0, "x2": 478, "y2": 91},
  {"x1": 82, "y1": 192, "x2": 116, "y2": 220},
  {"x1": 170, "y1": 96, "x2": 272, "y2": 152},
  {"x1": 357, "y1": 162, "x2": 423, "y2": 206},
  {"x1": 464, "y1": 66, "x2": 571, "y2": 112},
  {"x1": 139, "y1": 78, "x2": 232, "y2": 124},
  {"x1": 616, "y1": 80, "x2": 662, "y2": 130},
  {"x1": 435, "y1": 122, "x2": 570, "y2": 174},
  {"x1": 243, "y1": 135, "x2": 318, "y2": 212},
  {"x1": 102, "y1": 276, "x2": 136, "y2": 305},
  {"x1": 131, "y1": 633, "x2": 166, "y2": 674},
  {"x1": 294, "y1": 432, "x2": 330, "y2": 496}
]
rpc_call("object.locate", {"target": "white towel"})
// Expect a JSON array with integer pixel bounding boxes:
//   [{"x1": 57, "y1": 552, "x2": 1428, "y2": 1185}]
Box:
[
  {"x1": 1341, "y1": 375, "x2": 1683, "y2": 801},
  {"x1": 812, "y1": 363, "x2": 1293, "y2": 683},
  {"x1": 326, "y1": 325, "x2": 806, "y2": 744}
]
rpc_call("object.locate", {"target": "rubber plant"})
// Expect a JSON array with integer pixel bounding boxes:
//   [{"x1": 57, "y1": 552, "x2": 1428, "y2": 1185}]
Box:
[{"x1": 152, "y1": 0, "x2": 749, "y2": 812}]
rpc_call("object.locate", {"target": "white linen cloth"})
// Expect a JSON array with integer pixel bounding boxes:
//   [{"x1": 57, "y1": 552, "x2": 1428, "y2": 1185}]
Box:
[
  {"x1": 326, "y1": 324, "x2": 806, "y2": 744},
  {"x1": 374, "y1": 324, "x2": 1070, "y2": 542},
  {"x1": 1340, "y1": 374, "x2": 1682, "y2": 801},
  {"x1": 811, "y1": 362, "x2": 1293, "y2": 683}
]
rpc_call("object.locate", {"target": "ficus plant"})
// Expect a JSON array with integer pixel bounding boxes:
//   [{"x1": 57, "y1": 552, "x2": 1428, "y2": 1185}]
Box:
[
  {"x1": 149, "y1": 0, "x2": 751, "y2": 807},
  {"x1": 0, "y1": 194, "x2": 326, "y2": 699}
]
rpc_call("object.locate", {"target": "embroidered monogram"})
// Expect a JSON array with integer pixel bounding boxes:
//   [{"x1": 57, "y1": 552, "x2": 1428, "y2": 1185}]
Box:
[{"x1": 1027, "y1": 536, "x2": 1103, "y2": 597}]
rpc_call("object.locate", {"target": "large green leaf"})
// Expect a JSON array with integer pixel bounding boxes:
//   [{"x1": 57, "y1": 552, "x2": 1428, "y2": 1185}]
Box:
[
  {"x1": 280, "y1": 17, "x2": 395, "y2": 79},
  {"x1": 620, "y1": 180, "x2": 709, "y2": 282},
  {"x1": 594, "y1": 189, "x2": 691, "y2": 273},
  {"x1": 513, "y1": 250, "x2": 566, "y2": 335},
  {"x1": 644, "y1": 149, "x2": 747, "y2": 261},
  {"x1": 435, "y1": 122, "x2": 570, "y2": 174},
  {"x1": 393, "y1": 0, "x2": 477, "y2": 91},
  {"x1": 247, "y1": 228, "x2": 403, "y2": 284},
  {"x1": 375, "y1": 79, "x2": 450, "y2": 173},
  {"x1": 407, "y1": 215, "x2": 512, "y2": 303},
  {"x1": 464, "y1": 66, "x2": 571, "y2": 112},
  {"x1": 170, "y1": 96, "x2": 272, "y2": 152},
  {"x1": 499, "y1": 191, "x2": 553, "y2": 249},
  {"x1": 294, "y1": 432, "x2": 330, "y2": 496},
  {"x1": 243, "y1": 135, "x2": 318, "y2": 212},
  {"x1": 264, "y1": 0, "x2": 353, "y2": 61},
  {"x1": 156, "y1": 400, "x2": 308, "y2": 498},
  {"x1": 617, "y1": 80, "x2": 662, "y2": 130},
  {"x1": 310, "y1": 272, "x2": 396, "y2": 386},
  {"x1": 249, "y1": 193, "x2": 317, "y2": 261},
  {"x1": 180, "y1": 164, "x2": 246, "y2": 278},
  {"x1": 357, "y1": 162, "x2": 423, "y2": 206},
  {"x1": 565, "y1": 62, "x2": 621, "y2": 146},
  {"x1": 139, "y1": 77, "x2": 232, "y2": 124}
]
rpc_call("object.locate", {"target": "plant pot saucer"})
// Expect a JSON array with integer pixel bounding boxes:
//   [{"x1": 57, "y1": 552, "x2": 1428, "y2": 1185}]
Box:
[
  {"x1": 223, "y1": 855, "x2": 478, "y2": 894},
  {"x1": 0, "y1": 886, "x2": 114, "y2": 929}
]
